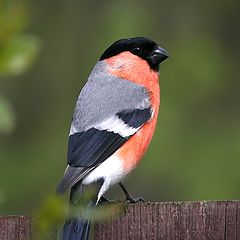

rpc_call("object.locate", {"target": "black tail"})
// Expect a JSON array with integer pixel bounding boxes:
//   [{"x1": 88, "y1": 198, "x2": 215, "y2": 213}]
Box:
[
  {"x1": 60, "y1": 218, "x2": 90, "y2": 240},
  {"x1": 59, "y1": 183, "x2": 91, "y2": 240}
]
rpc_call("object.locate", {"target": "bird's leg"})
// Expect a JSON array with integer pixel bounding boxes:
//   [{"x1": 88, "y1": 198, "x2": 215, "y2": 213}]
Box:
[{"x1": 119, "y1": 182, "x2": 144, "y2": 203}]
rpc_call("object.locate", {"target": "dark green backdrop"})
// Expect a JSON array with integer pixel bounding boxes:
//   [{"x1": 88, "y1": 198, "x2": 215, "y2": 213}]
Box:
[{"x1": 0, "y1": 0, "x2": 239, "y2": 214}]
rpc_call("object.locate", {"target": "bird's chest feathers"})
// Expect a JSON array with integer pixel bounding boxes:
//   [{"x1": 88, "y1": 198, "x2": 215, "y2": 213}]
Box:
[
  {"x1": 106, "y1": 52, "x2": 160, "y2": 171},
  {"x1": 115, "y1": 108, "x2": 159, "y2": 172}
]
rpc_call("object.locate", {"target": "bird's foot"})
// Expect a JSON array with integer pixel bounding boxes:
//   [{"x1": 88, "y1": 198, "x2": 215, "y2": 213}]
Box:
[
  {"x1": 119, "y1": 182, "x2": 144, "y2": 204},
  {"x1": 126, "y1": 196, "x2": 145, "y2": 204}
]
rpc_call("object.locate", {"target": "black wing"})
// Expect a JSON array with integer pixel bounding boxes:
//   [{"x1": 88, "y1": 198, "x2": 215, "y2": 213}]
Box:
[{"x1": 68, "y1": 128, "x2": 127, "y2": 167}]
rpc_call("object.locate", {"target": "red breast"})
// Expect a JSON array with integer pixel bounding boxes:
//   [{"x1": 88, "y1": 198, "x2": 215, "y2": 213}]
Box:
[{"x1": 105, "y1": 52, "x2": 160, "y2": 172}]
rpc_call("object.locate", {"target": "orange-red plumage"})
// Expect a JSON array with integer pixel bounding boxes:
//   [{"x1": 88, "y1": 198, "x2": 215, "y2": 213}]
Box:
[{"x1": 106, "y1": 51, "x2": 160, "y2": 171}]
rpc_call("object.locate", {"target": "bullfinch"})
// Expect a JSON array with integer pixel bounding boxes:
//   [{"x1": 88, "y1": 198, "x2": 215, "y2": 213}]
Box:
[{"x1": 57, "y1": 37, "x2": 168, "y2": 240}]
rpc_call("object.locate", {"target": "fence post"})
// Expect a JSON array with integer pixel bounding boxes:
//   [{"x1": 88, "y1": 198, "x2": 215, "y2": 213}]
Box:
[
  {"x1": 94, "y1": 201, "x2": 240, "y2": 240},
  {"x1": 1, "y1": 201, "x2": 240, "y2": 239},
  {"x1": 0, "y1": 216, "x2": 32, "y2": 240}
]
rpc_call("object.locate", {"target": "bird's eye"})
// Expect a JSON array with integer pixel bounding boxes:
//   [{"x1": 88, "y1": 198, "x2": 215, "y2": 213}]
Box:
[{"x1": 132, "y1": 47, "x2": 142, "y2": 55}]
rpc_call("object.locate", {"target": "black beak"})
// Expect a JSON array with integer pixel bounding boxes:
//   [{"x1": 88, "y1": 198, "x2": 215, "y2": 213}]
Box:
[{"x1": 150, "y1": 46, "x2": 169, "y2": 65}]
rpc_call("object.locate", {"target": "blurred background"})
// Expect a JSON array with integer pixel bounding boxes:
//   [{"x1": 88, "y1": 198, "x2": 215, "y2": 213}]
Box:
[{"x1": 0, "y1": 0, "x2": 239, "y2": 215}]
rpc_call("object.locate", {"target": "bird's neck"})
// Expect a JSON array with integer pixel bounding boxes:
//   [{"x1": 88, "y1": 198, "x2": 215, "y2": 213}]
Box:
[{"x1": 106, "y1": 51, "x2": 159, "y2": 84}]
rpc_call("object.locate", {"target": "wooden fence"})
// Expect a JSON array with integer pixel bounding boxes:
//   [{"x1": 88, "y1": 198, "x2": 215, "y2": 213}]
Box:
[{"x1": 1, "y1": 201, "x2": 240, "y2": 239}]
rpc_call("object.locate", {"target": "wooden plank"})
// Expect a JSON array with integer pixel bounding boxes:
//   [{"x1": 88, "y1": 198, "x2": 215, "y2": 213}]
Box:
[
  {"x1": 95, "y1": 201, "x2": 240, "y2": 240},
  {"x1": 236, "y1": 201, "x2": 240, "y2": 240},
  {"x1": 0, "y1": 216, "x2": 32, "y2": 240},
  {"x1": 225, "y1": 201, "x2": 237, "y2": 240},
  {"x1": 1, "y1": 201, "x2": 240, "y2": 239}
]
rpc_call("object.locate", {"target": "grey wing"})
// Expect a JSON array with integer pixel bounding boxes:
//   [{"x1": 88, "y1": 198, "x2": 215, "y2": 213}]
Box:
[
  {"x1": 72, "y1": 63, "x2": 150, "y2": 133},
  {"x1": 57, "y1": 62, "x2": 151, "y2": 193}
]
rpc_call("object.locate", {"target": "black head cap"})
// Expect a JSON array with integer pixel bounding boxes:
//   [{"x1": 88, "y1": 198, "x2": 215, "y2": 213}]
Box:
[{"x1": 100, "y1": 37, "x2": 169, "y2": 71}]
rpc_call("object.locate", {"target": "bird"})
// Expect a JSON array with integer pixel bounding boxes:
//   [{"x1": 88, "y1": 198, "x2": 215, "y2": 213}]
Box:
[{"x1": 57, "y1": 37, "x2": 168, "y2": 240}]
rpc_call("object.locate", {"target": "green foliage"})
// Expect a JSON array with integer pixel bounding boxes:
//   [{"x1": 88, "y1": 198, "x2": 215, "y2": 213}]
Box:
[
  {"x1": 35, "y1": 194, "x2": 67, "y2": 240},
  {"x1": 0, "y1": 1, "x2": 40, "y2": 76},
  {"x1": 0, "y1": 0, "x2": 39, "y2": 135},
  {"x1": 36, "y1": 195, "x2": 66, "y2": 232},
  {"x1": 35, "y1": 191, "x2": 125, "y2": 240},
  {"x1": 0, "y1": 34, "x2": 40, "y2": 76}
]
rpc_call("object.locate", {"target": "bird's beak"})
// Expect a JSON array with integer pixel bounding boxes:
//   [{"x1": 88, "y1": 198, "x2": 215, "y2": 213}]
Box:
[{"x1": 149, "y1": 46, "x2": 169, "y2": 65}]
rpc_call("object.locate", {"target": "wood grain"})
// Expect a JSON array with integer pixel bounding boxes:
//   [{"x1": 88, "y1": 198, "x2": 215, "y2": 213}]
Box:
[
  {"x1": 0, "y1": 216, "x2": 32, "y2": 240},
  {"x1": 1, "y1": 201, "x2": 240, "y2": 239},
  {"x1": 94, "y1": 201, "x2": 240, "y2": 240}
]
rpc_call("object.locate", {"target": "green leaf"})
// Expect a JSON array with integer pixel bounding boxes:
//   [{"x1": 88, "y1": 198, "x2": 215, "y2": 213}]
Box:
[
  {"x1": 34, "y1": 191, "x2": 125, "y2": 239},
  {"x1": 76, "y1": 202, "x2": 126, "y2": 222},
  {"x1": 36, "y1": 194, "x2": 67, "y2": 233},
  {"x1": 0, "y1": 34, "x2": 40, "y2": 76},
  {"x1": 0, "y1": 95, "x2": 15, "y2": 135}
]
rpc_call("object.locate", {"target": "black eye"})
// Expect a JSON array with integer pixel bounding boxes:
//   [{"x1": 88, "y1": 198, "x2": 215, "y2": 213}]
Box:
[{"x1": 132, "y1": 47, "x2": 142, "y2": 55}]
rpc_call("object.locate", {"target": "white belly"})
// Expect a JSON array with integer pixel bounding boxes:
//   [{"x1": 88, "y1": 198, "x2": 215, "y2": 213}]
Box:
[{"x1": 82, "y1": 154, "x2": 127, "y2": 203}]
